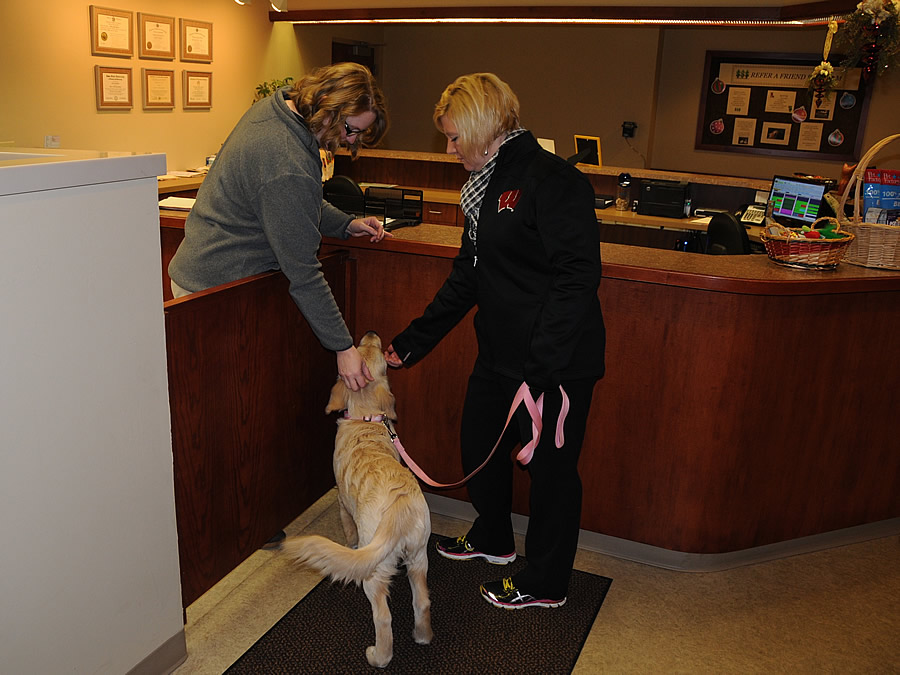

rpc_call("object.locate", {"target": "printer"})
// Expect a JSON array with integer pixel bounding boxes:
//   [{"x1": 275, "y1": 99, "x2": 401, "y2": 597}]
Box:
[{"x1": 636, "y1": 179, "x2": 689, "y2": 219}]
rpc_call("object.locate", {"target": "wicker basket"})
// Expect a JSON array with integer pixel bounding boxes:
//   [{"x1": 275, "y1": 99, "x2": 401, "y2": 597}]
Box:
[
  {"x1": 759, "y1": 216, "x2": 854, "y2": 270},
  {"x1": 837, "y1": 133, "x2": 900, "y2": 271}
]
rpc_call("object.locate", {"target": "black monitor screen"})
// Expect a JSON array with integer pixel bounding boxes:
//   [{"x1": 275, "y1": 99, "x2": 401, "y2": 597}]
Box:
[{"x1": 768, "y1": 175, "x2": 827, "y2": 228}]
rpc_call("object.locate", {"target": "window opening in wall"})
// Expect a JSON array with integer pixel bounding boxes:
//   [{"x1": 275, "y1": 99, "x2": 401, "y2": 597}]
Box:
[{"x1": 332, "y1": 40, "x2": 377, "y2": 75}]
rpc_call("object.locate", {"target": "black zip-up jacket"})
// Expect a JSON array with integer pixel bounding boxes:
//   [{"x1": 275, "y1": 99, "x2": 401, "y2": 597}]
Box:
[{"x1": 392, "y1": 131, "x2": 605, "y2": 390}]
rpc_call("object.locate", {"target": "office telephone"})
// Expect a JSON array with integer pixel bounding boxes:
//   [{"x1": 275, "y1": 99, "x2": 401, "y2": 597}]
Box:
[{"x1": 739, "y1": 204, "x2": 767, "y2": 224}]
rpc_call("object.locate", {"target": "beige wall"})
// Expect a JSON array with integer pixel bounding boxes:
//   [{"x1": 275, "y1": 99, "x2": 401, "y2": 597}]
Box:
[
  {"x1": 376, "y1": 24, "x2": 661, "y2": 168},
  {"x1": 0, "y1": 1, "x2": 310, "y2": 171},
  {"x1": 372, "y1": 23, "x2": 899, "y2": 179},
  {"x1": 2, "y1": 4, "x2": 897, "y2": 177}
]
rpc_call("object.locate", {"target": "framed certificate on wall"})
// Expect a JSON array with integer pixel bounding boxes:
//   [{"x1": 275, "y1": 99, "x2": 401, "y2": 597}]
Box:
[
  {"x1": 94, "y1": 65, "x2": 133, "y2": 110},
  {"x1": 183, "y1": 70, "x2": 212, "y2": 109},
  {"x1": 142, "y1": 69, "x2": 175, "y2": 110},
  {"x1": 179, "y1": 19, "x2": 213, "y2": 63},
  {"x1": 138, "y1": 13, "x2": 175, "y2": 60},
  {"x1": 89, "y1": 6, "x2": 133, "y2": 58}
]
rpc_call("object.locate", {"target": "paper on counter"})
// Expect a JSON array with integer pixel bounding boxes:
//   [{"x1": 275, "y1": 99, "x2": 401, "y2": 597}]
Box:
[{"x1": 159, "y1": 196, "x2": 196, "y2": 211}]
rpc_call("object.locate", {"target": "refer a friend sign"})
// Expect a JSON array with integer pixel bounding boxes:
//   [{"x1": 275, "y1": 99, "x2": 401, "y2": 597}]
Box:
[{"x1": 696, "y1": 51, "x2": 869, "y2": 161}]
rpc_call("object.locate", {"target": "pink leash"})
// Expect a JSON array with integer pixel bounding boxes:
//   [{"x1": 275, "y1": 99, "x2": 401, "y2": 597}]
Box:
[{"x1": 379, "y1": 382, "x2": 570, "y2": 489}]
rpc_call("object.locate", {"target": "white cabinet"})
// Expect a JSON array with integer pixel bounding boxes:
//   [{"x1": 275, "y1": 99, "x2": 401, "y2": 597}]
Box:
[{"x1": 0, "y1": 149, "x2": 185, "y2": 673}]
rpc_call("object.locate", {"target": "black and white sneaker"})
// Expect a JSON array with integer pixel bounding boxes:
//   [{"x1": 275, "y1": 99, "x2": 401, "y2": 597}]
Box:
[
  {"x1": 435, "y1": 535, "x2": 517, "y2": 565},
  {"x1": 479, "y1": 577, "x2": 566, "y2": 609}
]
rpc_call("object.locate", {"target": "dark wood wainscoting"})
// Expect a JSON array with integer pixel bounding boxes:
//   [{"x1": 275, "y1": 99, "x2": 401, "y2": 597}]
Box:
[{"x1": 164, "y1": 251, "x2": 352, "y2": 607}]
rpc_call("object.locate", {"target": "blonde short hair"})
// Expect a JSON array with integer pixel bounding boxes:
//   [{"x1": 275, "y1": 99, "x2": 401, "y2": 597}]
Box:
[
  {"x1": 289, "y1": 62, "x2": 388, "y2": 158},
  {"x1": 433, "y1": 73, "x2": 520, "y2": 160}
]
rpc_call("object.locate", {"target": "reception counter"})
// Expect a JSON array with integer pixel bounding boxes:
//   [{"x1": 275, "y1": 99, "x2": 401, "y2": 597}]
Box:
[
  {"x1": 321, "y1": 223, "x2": 900, "y2": 568},
  {"x1": 160, "y1": 148, "x2": 899, "y2": 571}
]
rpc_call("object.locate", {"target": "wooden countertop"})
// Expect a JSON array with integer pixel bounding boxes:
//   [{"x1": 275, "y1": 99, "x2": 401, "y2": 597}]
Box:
[
  {"x1": 165, "y1": 201, "x2": 899, "y2": 296},
  {"x1": 325, "y1": 223, "x2": 900, "y2": 296},
  {"x1": 341, "y1": 148, "x2": 773, "y2": 191},
  {"x1": 158, "y1": 175, "x2": 205, "y2": 194},
  {"x1": 361, "y1": 185, "x2": 756, "y2": 237},
  {"x1": 595, "y1": 207, "x2": 764, "y2": 236}
]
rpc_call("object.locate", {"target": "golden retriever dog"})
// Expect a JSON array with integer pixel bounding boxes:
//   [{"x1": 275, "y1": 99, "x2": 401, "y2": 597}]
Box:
[{"x1": 281, "y1": 331, "x2": 432, "y2": 668}]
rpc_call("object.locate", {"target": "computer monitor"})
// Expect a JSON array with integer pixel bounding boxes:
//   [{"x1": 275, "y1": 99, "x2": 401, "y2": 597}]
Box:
[{"x1": 768, "y1": 175, "x2": 827, "y2": 228}]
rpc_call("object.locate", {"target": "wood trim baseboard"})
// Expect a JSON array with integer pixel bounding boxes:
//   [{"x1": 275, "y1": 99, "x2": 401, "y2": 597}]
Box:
[{"x1": 424, "y1": 493, "x2": 900, "y2": 572}]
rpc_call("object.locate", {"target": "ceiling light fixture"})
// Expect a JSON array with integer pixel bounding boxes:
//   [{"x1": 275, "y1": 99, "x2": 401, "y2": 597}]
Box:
[
  {"x1": 234, "y1": 0, "x2": 251, "y2": 6},
  {"x1": 269, "y1": 5, "x2": 856, "y2": 28},
  {"x1": 283, "y1": 17, "x2": 845, "y2": 27},
  {"x1": 270, "y1": 0, "x2": 287, "y2": 11}
]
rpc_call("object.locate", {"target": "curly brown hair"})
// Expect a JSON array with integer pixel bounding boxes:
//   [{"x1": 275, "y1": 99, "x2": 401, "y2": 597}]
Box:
[{"x1": 289, "y1": 62, "x2": 388, "y2": 158}]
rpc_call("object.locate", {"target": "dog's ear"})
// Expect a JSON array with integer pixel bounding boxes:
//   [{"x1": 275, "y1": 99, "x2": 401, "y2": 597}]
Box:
[
  {"x1": 325, "y1": 378, "x2": 349, "y2": 414},
  {"x1": 374, "y1": 383, "x2": 397, "y2": 420}
]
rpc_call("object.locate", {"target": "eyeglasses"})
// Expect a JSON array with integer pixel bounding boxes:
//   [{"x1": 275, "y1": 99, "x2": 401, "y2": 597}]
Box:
[{"x1": 343, "y1": 121, "x2": 364, "y2": 138}]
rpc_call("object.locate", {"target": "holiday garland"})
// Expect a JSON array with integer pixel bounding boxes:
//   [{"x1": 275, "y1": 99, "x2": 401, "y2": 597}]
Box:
[{"x1": 837, "y1": 0, "x2": 900, "y2": 80}]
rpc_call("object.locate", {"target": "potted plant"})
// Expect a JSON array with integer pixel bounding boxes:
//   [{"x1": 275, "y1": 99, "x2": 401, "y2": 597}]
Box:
[{"x1": 253, "y1": 76, "x2": 294, "y2": 104}]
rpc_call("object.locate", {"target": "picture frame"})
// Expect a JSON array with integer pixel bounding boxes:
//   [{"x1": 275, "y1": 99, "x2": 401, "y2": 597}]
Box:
[
  {"x1": 138, "y1": 13, "x2": 175, "y2": 60},
  {"x1": 94, "y1": 65, "x2": 133, "y2": 110},
  {"x1": 183, "y1": 70, "x2": 212, "y2": 110},
  {"x1": 573, "y1": 135, "x2": 602, "y2": 166},
  {"x1": 142, "y1": 68, "x2": 175, "y2": 110},
  {"x1": 179, "y1": 19, "x2": 213, "y2": 63},
  {"x1": 89, "y1": 5, "x2": 133, "y2": 58}
]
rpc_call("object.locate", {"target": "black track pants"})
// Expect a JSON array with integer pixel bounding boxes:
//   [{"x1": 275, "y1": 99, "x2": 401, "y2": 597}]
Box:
[{"x1": 460, "y1": 364, "x2": 598, "y2": 599}]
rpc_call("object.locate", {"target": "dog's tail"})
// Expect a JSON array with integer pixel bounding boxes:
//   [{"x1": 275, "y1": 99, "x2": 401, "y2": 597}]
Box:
[{"x1": 281, "y1": 504, "x2": 410, "y2": 585}]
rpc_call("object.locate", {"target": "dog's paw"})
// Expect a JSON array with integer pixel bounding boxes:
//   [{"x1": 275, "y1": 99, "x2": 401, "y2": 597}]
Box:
[
  {"x1": 365, "y1": 645, "x2": 392, "y2": 669},
  {"x1": 413, "y1": 624, "x2": 433, "y2": 645}
]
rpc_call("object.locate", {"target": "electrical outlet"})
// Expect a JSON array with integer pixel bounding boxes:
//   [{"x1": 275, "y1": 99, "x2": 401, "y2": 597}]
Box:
[
  {"x1": 621, "y1": 122, "x2": 637, "y2": 138},
  {"x1": 44, "y1": 135, "x2": 60, "y2": 148}
]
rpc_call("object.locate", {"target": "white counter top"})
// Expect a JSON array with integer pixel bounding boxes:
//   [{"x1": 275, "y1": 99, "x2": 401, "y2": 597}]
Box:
[{"x1": 0, "y1": 147, "x2": 166, "y2": 196}]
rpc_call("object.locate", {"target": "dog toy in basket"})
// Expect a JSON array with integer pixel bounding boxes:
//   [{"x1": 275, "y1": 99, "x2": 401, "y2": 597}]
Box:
[{"x1": 759, "y1": 216, "x2": 855, "y2": 270}]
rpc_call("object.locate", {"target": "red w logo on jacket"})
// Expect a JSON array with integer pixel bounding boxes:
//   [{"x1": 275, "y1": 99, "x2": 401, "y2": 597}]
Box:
[{"x1": 497, "y1": 189, "x2": 522, "y2": 212}]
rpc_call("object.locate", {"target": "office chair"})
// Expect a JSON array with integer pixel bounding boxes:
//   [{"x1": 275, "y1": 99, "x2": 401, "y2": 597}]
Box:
[
  {"x1": 323, "y1": 175, "x2": 365, "y2": 217},
  {"x1": 705, "y1": 212, "x2": 751, "y2": 255}
]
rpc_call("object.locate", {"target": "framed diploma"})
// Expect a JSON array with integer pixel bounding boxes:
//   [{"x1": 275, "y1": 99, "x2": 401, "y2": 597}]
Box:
[
  {"x1": 183, "y1": 70, "x2": 212, "y2": 110},
  {"x1": 138, "y1": 13, "x2": 175, "y2": 60},
  {"x1": 142, "y1": 69, "x2": 175, "y2": 110},
  {"x1": 89, "y1": 6, "x2": 133, "y2": 58},
  {"x1": 179, "y1": 19, "x2": 213, "y2": 63},
  {"x1": 94, "y1": 65, "x2": 133, "y2": 110}
]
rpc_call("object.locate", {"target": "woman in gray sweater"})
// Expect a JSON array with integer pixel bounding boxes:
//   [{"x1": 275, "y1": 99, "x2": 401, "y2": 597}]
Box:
[{"x1": 169, "y1": 63, "x2": 389, "y2": 391}]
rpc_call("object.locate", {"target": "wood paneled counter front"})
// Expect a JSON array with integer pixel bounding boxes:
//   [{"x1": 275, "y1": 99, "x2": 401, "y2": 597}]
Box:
[{"x1": 322, "y1": 224, "x2": 900, "y2": 564}]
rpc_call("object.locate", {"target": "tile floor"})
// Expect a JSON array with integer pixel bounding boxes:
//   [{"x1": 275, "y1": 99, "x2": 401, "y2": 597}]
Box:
[{"x1": 175, "y1": 489, "x2": 900, "y2": 674}]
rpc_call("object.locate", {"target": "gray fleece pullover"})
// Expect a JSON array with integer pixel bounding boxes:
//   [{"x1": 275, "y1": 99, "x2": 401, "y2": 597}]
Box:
[{"x1": 168, "y1": 87, "x2": 354, "y2": 351}]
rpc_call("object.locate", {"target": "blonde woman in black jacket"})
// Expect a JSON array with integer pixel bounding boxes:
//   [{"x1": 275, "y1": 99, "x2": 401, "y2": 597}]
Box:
[{"x1": 386, "y1": 73, "x2": 605, "y2": 609}]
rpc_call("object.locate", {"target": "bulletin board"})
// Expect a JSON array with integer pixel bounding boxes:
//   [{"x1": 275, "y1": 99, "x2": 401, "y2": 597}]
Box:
[{"x1": 695, "y1": 51, "x2": 870, "y2": 162}]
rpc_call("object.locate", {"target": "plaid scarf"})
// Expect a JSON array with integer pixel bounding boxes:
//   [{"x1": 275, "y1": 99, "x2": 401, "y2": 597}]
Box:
[{"x1": 460, "y1": 129, "x2": 527, "y2": 253}]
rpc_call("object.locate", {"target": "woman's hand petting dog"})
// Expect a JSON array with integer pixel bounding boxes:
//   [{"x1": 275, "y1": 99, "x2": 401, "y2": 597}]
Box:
[
  {"x1": 337, "y1": 345, "x2": 374, "y2": 391},
  {"x1": 384, "y1": 343, "x2": 403, "y2": 368}
]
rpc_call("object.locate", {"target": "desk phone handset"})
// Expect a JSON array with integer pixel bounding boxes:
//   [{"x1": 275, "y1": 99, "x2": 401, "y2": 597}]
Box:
[{"x1": 738, "y1": 204, "x2": 767, "y2": 225}]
